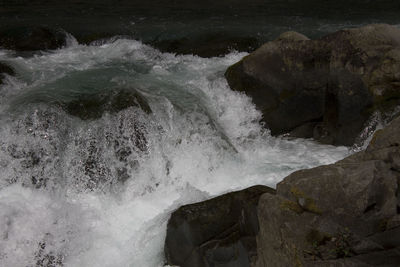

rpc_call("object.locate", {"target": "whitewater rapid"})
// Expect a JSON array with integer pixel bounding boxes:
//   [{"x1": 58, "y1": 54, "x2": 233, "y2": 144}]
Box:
[{"x1": 0, "y1": 37, "x2": 349, "y2": 266}]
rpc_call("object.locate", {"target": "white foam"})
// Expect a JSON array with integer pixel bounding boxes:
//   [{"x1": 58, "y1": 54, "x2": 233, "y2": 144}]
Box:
[{"x1": 0, "y1": 38, "x2": 350, "y2": 267}]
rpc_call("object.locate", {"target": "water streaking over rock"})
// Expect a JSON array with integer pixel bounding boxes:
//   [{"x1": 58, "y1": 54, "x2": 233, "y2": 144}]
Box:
[{"x1": 0, "y1": 38, "x2": 349, "y2": 266}]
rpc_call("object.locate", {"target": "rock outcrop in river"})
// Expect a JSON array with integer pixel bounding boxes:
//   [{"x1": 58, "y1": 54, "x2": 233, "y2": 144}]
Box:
[
  {"x1": 255, "y1": 115, "x2": 400, "y2": 266},
  {"x1": 225, "y1": 24, "x2": 400, "y2": 146},
  {"x1": 62, "y1": 88, "x2": 152, "y2": 120},
  {"x1": 165, "y1": 24, "x2": 400, "y2": 266},
  {"x1": 165, "y1": 113, "x2": 400, "y2": 267},
  {"x1": 0, "y1": 61, "x2": 15, "y2": 84},
  {"x1": 0, "y1": 26, "x2": 67, "y2": 51},
  {"x1": 150, "y1": 34, "x2": 260, "y2": 58},
  {"x1": 165, "y1": 185, "x2": 275, "y2": 267}
]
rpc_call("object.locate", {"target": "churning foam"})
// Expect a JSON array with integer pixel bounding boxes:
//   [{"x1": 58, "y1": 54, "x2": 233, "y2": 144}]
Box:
[{"x1": 0, "y1": 38, "x2": 349, "y2": 266}]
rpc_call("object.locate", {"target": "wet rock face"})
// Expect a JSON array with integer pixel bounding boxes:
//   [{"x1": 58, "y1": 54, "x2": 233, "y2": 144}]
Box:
[
  {"x1": 0, "y1": 26, "x2": 67, "y2": 51},
  {"x1": 162, "y1": 117, "x2": 400, "y2": 267},
  {"x1": 60, "y1": 88, "x2": 151, "y2": 191},
  {"x1": 1, "y1": 88, "x2": 152, "y2": 192},
  {"x1": 225, "y1": 24, "x2": 400, "y2": 146},
  {"x1": 164, "y1": 185, "x2": 275, "y2": 267},
  {"x1": 254, "y1": 116, "x2": 400, "y2": 267}
]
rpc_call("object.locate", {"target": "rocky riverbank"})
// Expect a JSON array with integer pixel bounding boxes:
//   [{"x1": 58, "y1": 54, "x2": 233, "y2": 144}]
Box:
[
  {"x1": 254, "y1": 115, "x2": 400, "y2": 266},
  {"x1": 165, "y1": 24, "x2": 400, "y2": 267},
  {"x1": 165, "y1": 108, "x2": 400, "y2": 267}
]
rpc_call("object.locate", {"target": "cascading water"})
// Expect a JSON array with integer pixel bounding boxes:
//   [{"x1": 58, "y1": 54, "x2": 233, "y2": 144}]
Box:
[{"x1": 0, "y1": 37, "x2": 350, "y2": 267}]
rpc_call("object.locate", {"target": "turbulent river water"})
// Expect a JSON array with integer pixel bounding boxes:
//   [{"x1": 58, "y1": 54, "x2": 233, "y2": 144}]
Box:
[{"x1": 0, "y1": 35, "x2": 354, "y2": 267}]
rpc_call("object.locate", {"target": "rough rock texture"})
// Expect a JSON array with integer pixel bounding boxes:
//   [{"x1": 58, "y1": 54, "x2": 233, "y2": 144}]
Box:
[
  {"x1": 225, "y1": 24, "x2": 400, "y2": 146},
  {"x1": 0, "y1": 26, "x2": 67, "y2": 51},
  {"x1": 0, "y1": 62, "x2": 15, "y2": 84},
  {"x1": 164, "y1": 185, "x2": 275, "y2": 267},
  {"x1": 255, "y1": 115, "x2": 400, "y2": 267}
]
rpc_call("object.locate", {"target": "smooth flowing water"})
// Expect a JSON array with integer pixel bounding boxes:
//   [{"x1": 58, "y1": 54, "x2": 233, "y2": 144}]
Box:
[{"x1": 0, "y1": 36, "x2": 352, "y2": 267}]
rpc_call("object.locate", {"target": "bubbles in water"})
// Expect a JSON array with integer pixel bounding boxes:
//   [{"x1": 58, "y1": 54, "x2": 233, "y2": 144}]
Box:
[{"x1": 0, "y1": 37, "x2": 350, "y2": 266}]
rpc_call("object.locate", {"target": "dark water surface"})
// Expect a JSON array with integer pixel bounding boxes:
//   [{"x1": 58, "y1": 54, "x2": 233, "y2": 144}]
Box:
[{"x1": 2, "y1": 0, "x2": 400, "y2": 50}]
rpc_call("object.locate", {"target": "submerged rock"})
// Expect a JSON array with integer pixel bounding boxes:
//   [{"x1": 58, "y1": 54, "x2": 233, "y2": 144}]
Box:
[
  {"x1": 225, "y1": 24, "x2": 400, "y2": 146},
  {"x1": 0, "y1": 26, "x2": 67, "y2": 51},
  {"x1": 255, "y1": 115, "x2": 400, "y2": 266},
  {"x1": 0, "y1": 62, "x2": 15, "y2": 84},
  {"x1": 151, "y1": 34, "x2": 260, "y2": 57},
  {"x1": 164, "y1": 185, "x2": 275, "y2": 267},
  {"x1": 62, "y1": 88, "x2": 152, "y2": 120}
]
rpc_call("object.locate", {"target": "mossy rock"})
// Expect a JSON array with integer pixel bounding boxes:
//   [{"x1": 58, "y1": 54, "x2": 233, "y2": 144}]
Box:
[
  {"x1": 280, "y1": 200, "x2": 304, "y2": 214},
  {"x1": 289, "y1": 187, "x2": 323, "y2": 215}
]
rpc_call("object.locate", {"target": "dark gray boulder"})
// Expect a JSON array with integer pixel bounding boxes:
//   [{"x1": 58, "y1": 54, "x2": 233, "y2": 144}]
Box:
[
  {"x1": 164, "y1": 185, "x2": 275, "y2": 267},
  {"x1": 163, "y1": 115, "x2": 400, "y2": 267},
  {"x1": 254, "y1": 115, "x2": 400, "y2": 266},
  {"x1": 225, "y1": 24, "x2": 400, "y2": 146},
  {"x1": 0, "y1": 26, "x2": 67, "y2": 51}
]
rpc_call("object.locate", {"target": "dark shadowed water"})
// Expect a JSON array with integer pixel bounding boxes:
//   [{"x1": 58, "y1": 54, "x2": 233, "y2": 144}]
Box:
[{"x1": 1, "y1": 0, "x2": 400, "y2": 50}]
